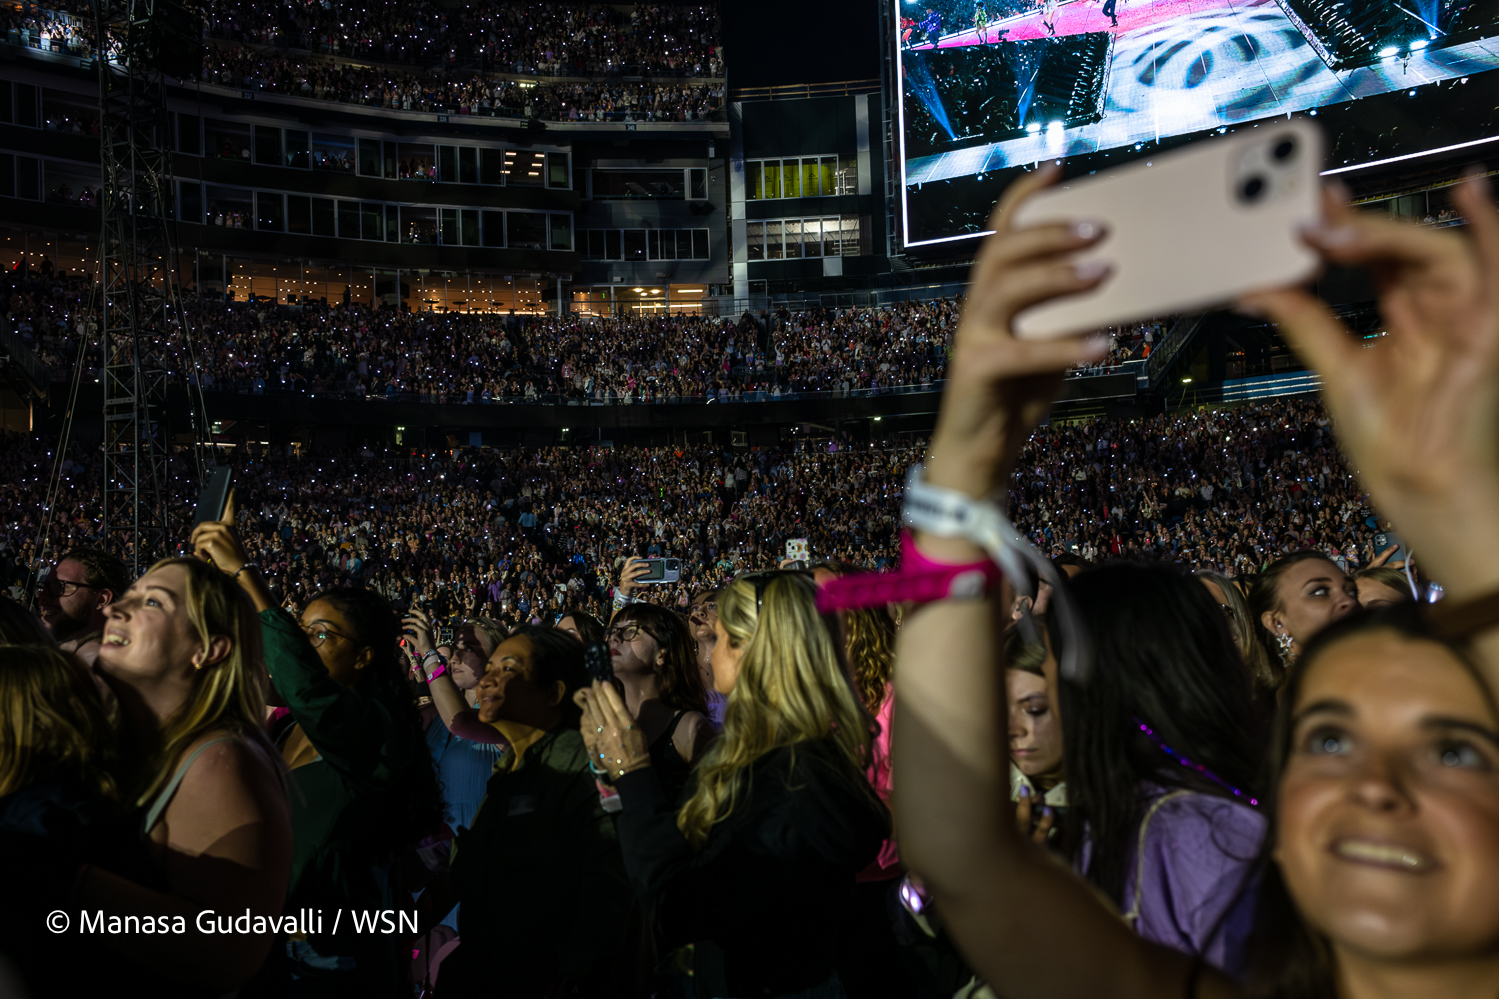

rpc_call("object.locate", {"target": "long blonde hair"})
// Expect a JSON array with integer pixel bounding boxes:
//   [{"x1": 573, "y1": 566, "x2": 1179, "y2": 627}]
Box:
[
  {"x1": 0, "y1": 644, "x2": 118, "y2": 799},
  {"x1": 134, "y1": 558, "x2": 275, "y2": 804},
  {"x1": 676, "y1": 573, "x2": 878, "y2": 849}
]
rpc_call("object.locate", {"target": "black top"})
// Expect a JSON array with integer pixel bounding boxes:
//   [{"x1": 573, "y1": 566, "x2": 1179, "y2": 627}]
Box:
[
  {"x1": 448, "y1": 727, "x2": 638, "y2": 997},
  {"x1": 648, "y1": 709, "x2": 693, "y2": 804},
  {"x1": 615, "y1": 738, "x2": 889, "y2": 998}
]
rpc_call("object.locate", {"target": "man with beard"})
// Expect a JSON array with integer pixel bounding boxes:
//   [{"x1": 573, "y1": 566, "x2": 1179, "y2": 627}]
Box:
[{"x1": 35, "y1": 547, "x2": 129, "y2": 665}]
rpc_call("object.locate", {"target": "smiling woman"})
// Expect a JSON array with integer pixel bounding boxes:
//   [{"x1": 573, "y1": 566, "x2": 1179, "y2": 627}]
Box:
[
  {"x1": 80, "y1": 557, "x2": 292, "y2": 996},
  {"x1": 1249, "y1": 606, "x2": 1499, "y2": 996}
]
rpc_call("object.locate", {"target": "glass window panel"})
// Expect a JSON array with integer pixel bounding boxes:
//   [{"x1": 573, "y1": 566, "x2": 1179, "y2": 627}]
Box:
[
  {"x1": 676, "y1": 230, "x2": 693, "y2": 259},
  {"x1": 745, "y1": 161, "x2": 762, "y2": 201},
  {"x1": 546, "y1": 152, "x2": 569, "y2": 187},
  {"x1": 400, "y1": 206, "x2": 436, "y2": 244},
  {"x1": 397, "y1": 143, "x2": 436, "y2": 180},
  {"x1": 385, "y1": 206, "x2": 398, "y2": 242},
  {"x1": 648, "y1": 229, "x2": 660, "y2": 260},
  {"x1": 180, "y1": 181, "x2": 202, "y2": 223},
  {"x1": 605, "y1": 229, "x2": 622, "y2": 260},
  {"x1": 819, "y1": 156, "x2": 837, "y2": 197},
  {"x1": 286, "y1": 195, "x2": 311, "y2": 234},
  {"x1": 481, "y1": 148, "x2": 505, "y2": 184},
  {"x1": 690, "y1": 168, "x2": 707, "y2": 199},
  {"x1": 692, "y1": 229, "x2": 708, "y2": 259},
  {"x1": 622, "y1": 229, "x2": 646, "y2": 260},
  {"x1": 505, "y1": 150, "x2": 545, "y2": 187},
  {"x1": 439, "y1": 145, "x2": 457, "y2": 183},
  {"x1": 312, "y1": 198, "x2": 335, "y2": 236},
  {"x1": 837, "y1": 154, "x2": 857, "y2": 195},
  {"x1": 338, "y1": 200, "x2": 360, "y2": 238},
  {"x1": 253, "y1": 125, "x2": 281, "y2": 166},
  {"x1": 584, "y1": 230, "x2": 605, "y2": 259},
  {"x1": 440, "y1": 208, "x2": 459, "y2": 245},
  {"x1": 459, "y1": 146, "x2": 478, "y2": 184},
  {"x1": 839, "y1": 216, "x2": 861, "y2": 256},
  {"x1": 463, "y1": 208, "x2": 480, "y2": 246},
  {"x1": 765, "y1": 220, "x2": 783, "y2": 260},
  {"x1": 205, "y1": 185, "x2": 252, "y2": 227},
  {"x1": 285, "y1": 129, "x2": 310, "y2": 168},
  {"x1": 802, "y1": 219, "x2": 822, "y2": 257},
  {"x1": 781, "y1": 162, "x2": 800, "y2": 199},
  {"x1": 361, "y1": 202, "x2": 384, "y2": 241},
  {"x1": 746, "y1": 222, "x2": 764, "y2": 261},
  {"x1": 591, "y1": 170, "x2": 685, "y2": 200},
  {"x1": 482, "y1": 210, "x2": 504, "y2": 247},
  {"x1": 204, "y1": 119, "x2": 250, "y2": 160},
  {"x1": 310, "y1": 133, "x2": 354, "y2": 172},
  {"x1": 762, "y1": 162, "x2": 780, "y2": 200},
  {"x1": 783, "y1": 219, "x2": 802, "y2": 259},
  {"x1": 357, "y1": 138, "x2": 381, "y2": 176},
  {"x1": 178, "y1": 113, "x2": 200, "y2": 154},
  {"x1": 508, "y1": 212, "x2": 546, "y2": 249},
  {"x1": 549, "y1": 214, "x2": 571, "y2": 250},
  {"x1": 801, "y1": 160, "x2": 820, "y2": 198}
]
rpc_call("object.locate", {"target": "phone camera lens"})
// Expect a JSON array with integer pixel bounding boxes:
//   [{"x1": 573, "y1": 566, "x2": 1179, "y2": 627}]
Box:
[
  {"x1": 1239, "y1": 176, "x2": 1267, "y2": 203},
  {"x1": 1272, "y1": 137, "x2": 1297, "y2": 162}
]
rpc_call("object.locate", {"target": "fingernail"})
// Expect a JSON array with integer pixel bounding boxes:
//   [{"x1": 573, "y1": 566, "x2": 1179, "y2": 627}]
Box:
[
  {"x1": 1071, "y1": 220, "x2": 1105, "y2": 241},
  {"x1": 1073, "y1": 260, "x2": 1110, "y2": 282},
  {"x1": 1019, "y1": 784, "x2": 1030, "y2": 798},
  {"x1": 1302, "y1": 223, "x2": 1358, "y2": 247},
  {"x1": 1043, "y1": 806, "x2": 1053, "y2": 817}
]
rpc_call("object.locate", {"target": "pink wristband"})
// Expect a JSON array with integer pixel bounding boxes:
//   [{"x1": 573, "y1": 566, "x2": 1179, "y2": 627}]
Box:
[
  {"x1": 815, "y1": 532, "x2": 1002, "y2": 612},
  {"x1": 424, "y1": 661, "x2": 448, "y2": 683}
]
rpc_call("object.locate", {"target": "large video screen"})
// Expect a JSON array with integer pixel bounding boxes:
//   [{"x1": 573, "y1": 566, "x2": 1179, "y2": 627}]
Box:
[{"x1": 896, "y1": 0, "x2": 1499, "y2": 247}]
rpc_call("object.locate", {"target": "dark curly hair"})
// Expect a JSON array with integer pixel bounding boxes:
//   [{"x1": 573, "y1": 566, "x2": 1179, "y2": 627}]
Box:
[{"x1": 306, "y1": 587, "x2": 446, "y2": 858}]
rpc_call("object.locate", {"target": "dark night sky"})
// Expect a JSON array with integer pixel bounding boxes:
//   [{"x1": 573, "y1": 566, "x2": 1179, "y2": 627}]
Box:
[{"x1": 719, "y1": 0, "x2": 884, "y2": 88}]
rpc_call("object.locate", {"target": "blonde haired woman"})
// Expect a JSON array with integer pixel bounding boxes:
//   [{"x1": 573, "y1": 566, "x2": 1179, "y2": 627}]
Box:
[
  {"x1": 580, "y1": 570, "x2": 889, "y2": 999},
  {"x1": 82, "y1": 557, "x2": 291, "y2": 994}
]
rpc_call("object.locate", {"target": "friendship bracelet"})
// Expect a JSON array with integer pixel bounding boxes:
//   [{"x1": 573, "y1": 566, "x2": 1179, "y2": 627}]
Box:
[
  {"x1": 232, "y1": 562, "x2": 259, "y2": 579},
  {"x1": 900, "y1": 464, "x2": 1093, "y2": 682},
  {"x1": 815, "y1": 532, "x2": 1002, "y2": 613}
]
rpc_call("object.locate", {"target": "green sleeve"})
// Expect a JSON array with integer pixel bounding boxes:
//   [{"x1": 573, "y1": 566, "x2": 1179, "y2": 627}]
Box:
[{"x1": 259, "y1": 607, "x2": 398, "y2": 790}]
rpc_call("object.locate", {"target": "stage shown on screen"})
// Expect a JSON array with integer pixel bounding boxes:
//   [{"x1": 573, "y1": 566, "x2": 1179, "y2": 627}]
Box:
[{"x1": 895, "y1": 0, "x2": 1499, "y2": 246}]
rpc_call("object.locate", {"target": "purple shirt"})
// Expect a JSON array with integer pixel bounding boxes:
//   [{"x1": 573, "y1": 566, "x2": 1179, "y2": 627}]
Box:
[{"x1": 1122, "y1": 787, "x2": 1266, "y2": 976}]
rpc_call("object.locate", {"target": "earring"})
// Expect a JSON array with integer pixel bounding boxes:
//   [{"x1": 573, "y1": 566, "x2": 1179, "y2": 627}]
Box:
[{"x1": 1276, "y1": 630, "x2": 1295, "y2": 665}]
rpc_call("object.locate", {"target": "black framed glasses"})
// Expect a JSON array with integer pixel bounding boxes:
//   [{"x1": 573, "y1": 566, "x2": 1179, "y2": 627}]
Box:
[
  {"x1": 302, "y1": 624, "x2": 354, "y2": 649},
  {"x1": 605, "y1": 622, "x2": 644, "y2": 644},
  {"x1": 736, "y1": 569, "x2": 814, "y2": 613},
  {"x1": 36, "y1": 576, "x2": 98, "y2": 598}
]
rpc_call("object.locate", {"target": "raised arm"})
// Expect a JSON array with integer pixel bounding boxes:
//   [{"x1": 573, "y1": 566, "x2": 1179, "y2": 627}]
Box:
[
  {"x1": 1243, "y1": 177, "x2": 1499, "y2": 681},
  {"x1": 892, "y1": 168, "x2": 1237, "y2": 999},
  {"x1": 401, "y1": 607, "x2": 508, "y2": 745}
]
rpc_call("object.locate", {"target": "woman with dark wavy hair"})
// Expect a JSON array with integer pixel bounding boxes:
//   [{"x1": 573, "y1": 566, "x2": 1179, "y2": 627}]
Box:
[
  {"x1": 193, "y1": 512, "x2": 444, "y2": 999},
  {"x1": 585, "y1": 601, "x2": 714, "y2": 804}
]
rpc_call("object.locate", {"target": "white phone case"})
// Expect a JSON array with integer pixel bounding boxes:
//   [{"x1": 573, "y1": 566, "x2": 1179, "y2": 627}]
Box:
[{"x1": 1011, "y1": 120, "x2": 1324, "y2": 340}]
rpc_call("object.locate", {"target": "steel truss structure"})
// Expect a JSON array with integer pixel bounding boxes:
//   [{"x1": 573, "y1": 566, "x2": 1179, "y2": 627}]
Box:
[{"x1": 92, "y1": 0, "x2": 210, "y2": 575}]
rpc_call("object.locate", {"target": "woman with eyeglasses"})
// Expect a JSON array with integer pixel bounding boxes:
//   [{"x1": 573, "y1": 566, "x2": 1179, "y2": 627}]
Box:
[
  {"x1": 579, "y1": 570, "x2": 889, "y2": 999},
  {"x1": 583, "y1": 603, "x2": 714, "y2": 805},
  {"x1": 192, "y1": 510, "x2": 444, "y2": 999}
]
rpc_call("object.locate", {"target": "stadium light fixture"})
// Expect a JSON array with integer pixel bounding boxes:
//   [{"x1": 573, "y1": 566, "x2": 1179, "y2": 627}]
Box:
[{"x1": 1379, "y1": 46, "x2": 1399, "y2": 57}]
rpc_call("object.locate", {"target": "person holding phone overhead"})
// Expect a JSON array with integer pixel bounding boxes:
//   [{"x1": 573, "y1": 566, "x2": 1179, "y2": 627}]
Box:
[
  {"x1": 192, "y1": 496, "x2": 444, "y2": 999},
  {"x1": 891, "y1": 168, "x2": 1499, "y2": 999}
]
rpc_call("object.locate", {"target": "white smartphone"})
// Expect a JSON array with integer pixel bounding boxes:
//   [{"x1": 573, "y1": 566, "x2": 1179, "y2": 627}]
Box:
[{"x1": 1011, "y1": 120, "x2": 1324, "y2": 340}]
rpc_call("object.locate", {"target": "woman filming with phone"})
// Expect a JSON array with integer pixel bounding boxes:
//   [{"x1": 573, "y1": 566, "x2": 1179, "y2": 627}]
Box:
[
  {"x1": 890, "y1": 167, "x2": 1499, "y2": 999},
  {"x1": 579, "y1": 570, "x2": 888, "y2": 999},
  {"x1": 191, "y1": 502, "x2": 444, "y2": 998}
]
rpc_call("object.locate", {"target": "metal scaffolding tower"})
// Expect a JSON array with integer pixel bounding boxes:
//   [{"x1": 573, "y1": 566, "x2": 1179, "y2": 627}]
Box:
[{"x1": 92, "y1": 0, "x2": 209, "y2": 575}]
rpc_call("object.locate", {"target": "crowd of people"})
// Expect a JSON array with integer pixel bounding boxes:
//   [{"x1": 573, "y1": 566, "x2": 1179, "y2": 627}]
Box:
[
  {"x1": 2, "y1": 0, "x2": 724, "y2": 123},
  {"x1": 4, "y1": 156, "x2": 1499, "y2": 999},
  {"x1": 200, "y1": 43, "x2": 726, "y2": 122},
  {"x1": 5, "y1": 273, "x2": 958, "y2": 402},
  {"x1": 202, "y1": 0, "x2": 721, "y2": 78}
]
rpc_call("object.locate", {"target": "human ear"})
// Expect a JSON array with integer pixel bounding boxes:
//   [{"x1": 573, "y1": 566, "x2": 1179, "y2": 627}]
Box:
[
  {"x1": 195, "y1": 634, "x2": 233, "y2": 669},
  {"x1": 549, "y1": 679, "x2": 568, "y2": 706},
  {"x1": 353, "y1": 644, "x2": 375, "y2": 672}
]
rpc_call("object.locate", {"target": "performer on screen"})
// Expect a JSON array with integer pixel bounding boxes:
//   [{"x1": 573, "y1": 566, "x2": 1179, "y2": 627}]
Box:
[
  {"x1": 918, "y1": 7, "x2": 942, "y2": 47},
  {"x1": 1042, "y1": 0, "x2": 1058, "y2": 35},
  {"x1": 1102, "y1": 0, "x2": 1119, "y2": 27}
]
